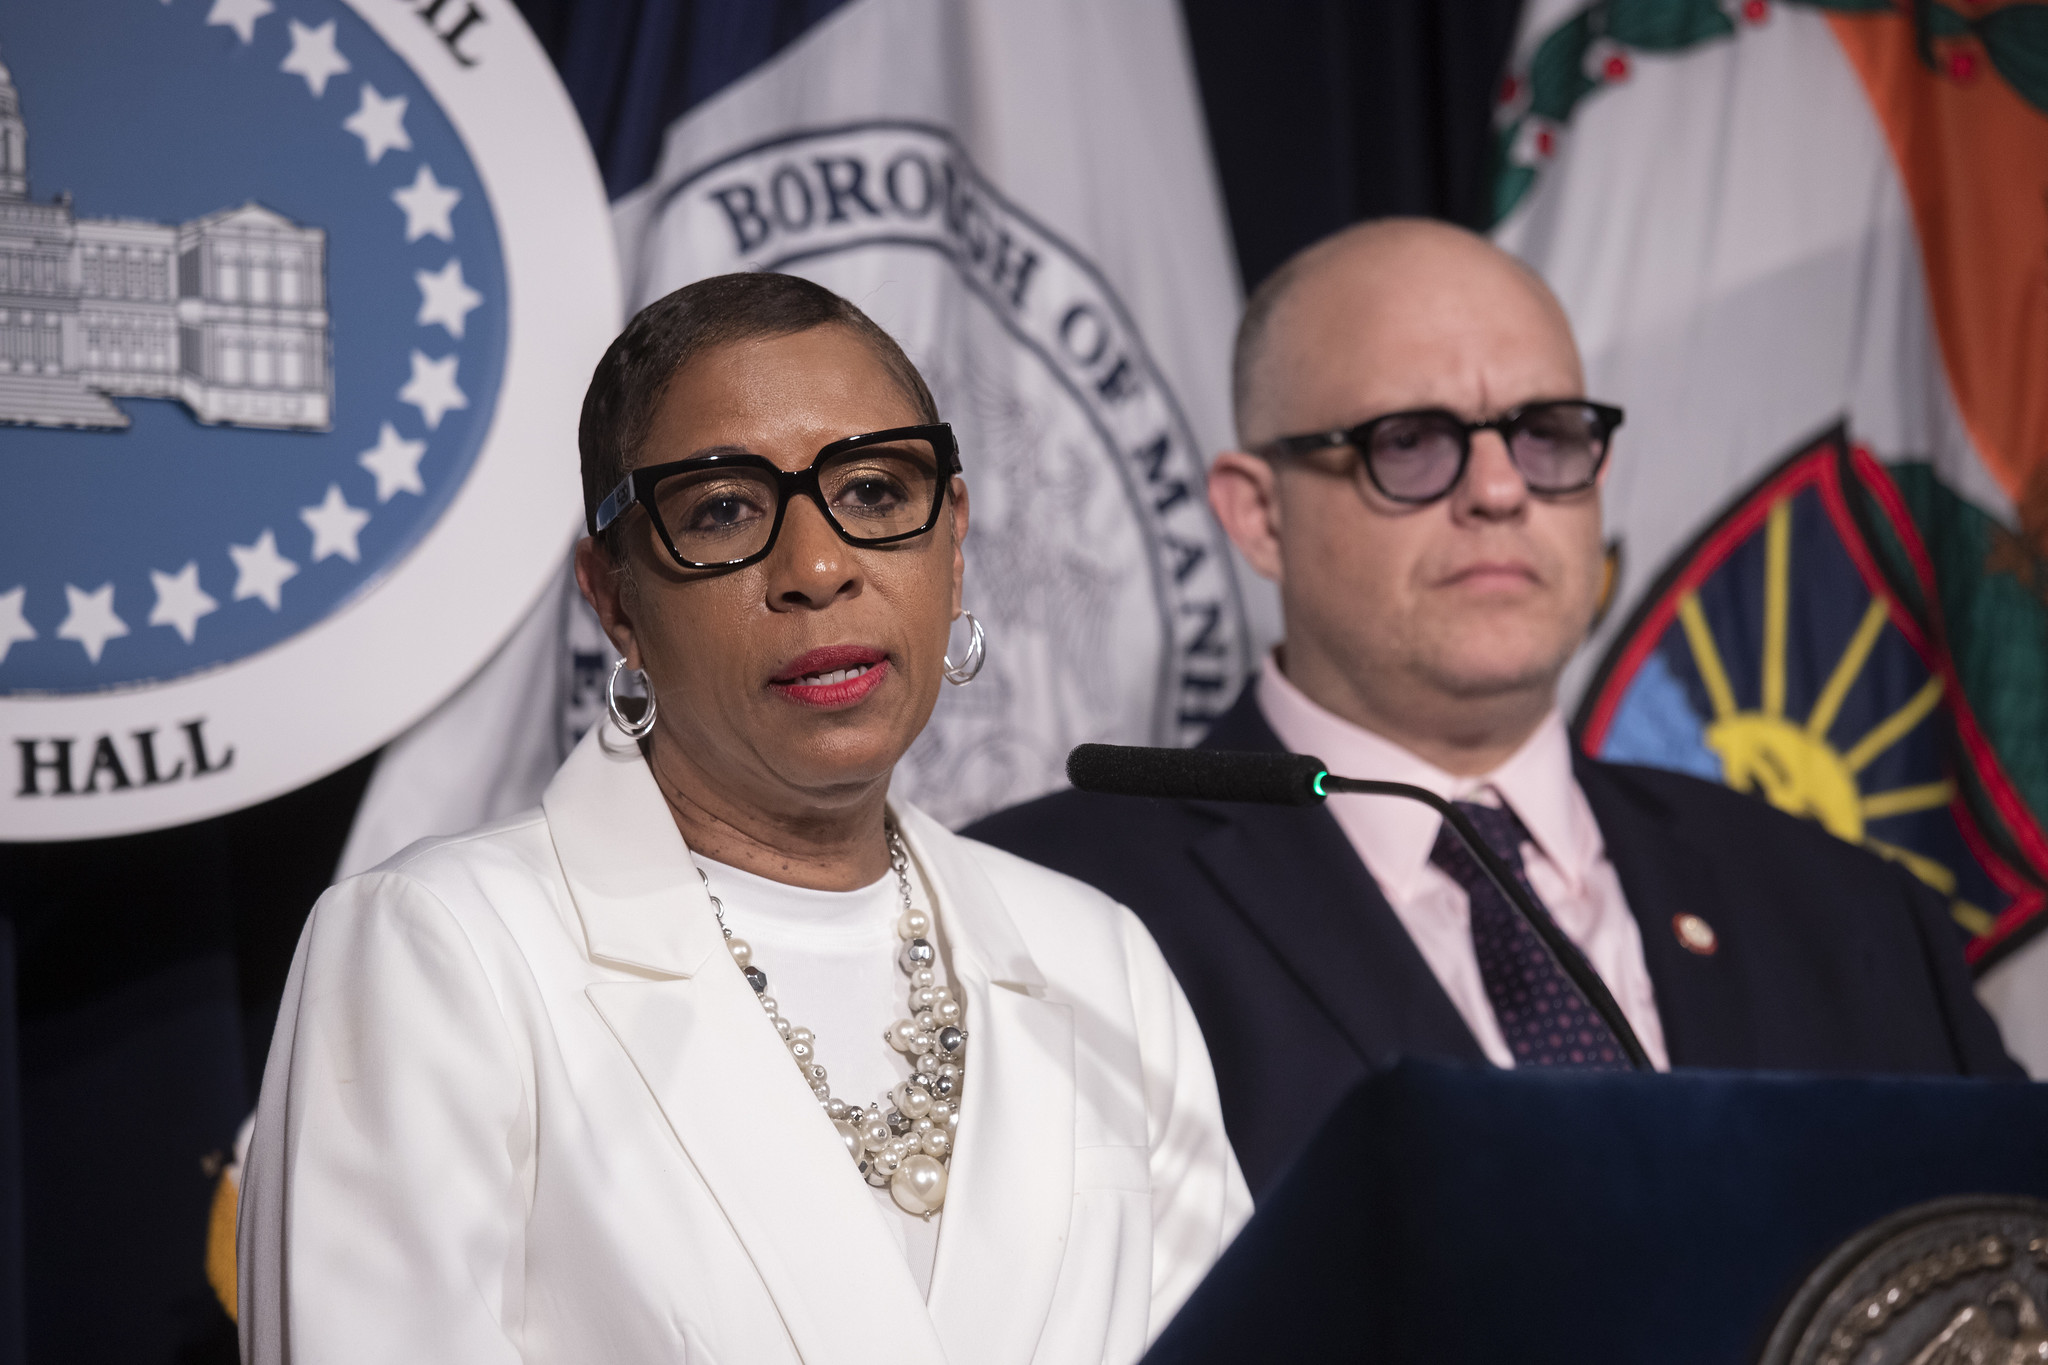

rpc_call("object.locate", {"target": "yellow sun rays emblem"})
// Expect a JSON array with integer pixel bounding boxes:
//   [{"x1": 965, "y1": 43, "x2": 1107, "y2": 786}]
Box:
[{"x1": 1672, "y1": 498, "x2": 1980, "y2": 928}]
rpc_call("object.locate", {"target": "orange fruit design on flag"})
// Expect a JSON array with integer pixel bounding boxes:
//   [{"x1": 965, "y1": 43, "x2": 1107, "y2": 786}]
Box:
[{"x1": 1827, "y1": 4, "x2": 2048, "y2": 554}]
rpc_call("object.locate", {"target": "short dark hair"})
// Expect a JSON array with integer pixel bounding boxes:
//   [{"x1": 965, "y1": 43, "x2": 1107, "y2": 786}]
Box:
[{"x1": 578, "y1": 272, "x2": 939, "y2": 548}]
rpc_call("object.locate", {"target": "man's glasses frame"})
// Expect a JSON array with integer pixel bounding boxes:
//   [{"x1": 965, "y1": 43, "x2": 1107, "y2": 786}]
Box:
[
  {"x1": 1258, "y1": 399, "x2": 1624, "y2": 505},
  {"x1": 591, "y1": 422, "x2": 961, "y2": 573}
]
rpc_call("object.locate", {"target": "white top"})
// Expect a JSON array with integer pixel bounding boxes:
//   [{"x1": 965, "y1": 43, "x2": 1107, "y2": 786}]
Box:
[
  {"x1": 238, "y1": 721, "x2": 1252, "y2": 1365},
  {"x1": 692, "y1": 855, "x2": 944, "y2": 1295},
  {"x1": 1257, "y1": 655, "x2": 1671, "y2": 1070}
]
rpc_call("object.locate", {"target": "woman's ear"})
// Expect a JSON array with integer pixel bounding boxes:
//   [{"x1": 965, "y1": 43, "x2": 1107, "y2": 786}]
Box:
[
  {"x1": 574, "y1": 536, "x2": 642, "y2": 667},
  {"x1": 947, "y1": 478, "x2": 970, "y2": 618}
]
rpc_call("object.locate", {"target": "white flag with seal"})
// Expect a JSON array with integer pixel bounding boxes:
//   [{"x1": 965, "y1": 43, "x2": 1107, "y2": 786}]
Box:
[{"x1": 339, "y1": 0, "x2": 1263, "y2": 870}]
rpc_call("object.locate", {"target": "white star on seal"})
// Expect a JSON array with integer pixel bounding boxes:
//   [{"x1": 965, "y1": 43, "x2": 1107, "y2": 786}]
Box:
[
  {"x1": 358, "y1": 422, "x2": 428, "y2": 502},
  {"x1": 416, "y1": 258, "x2": 484, "y2": 339},
  {"x1": 206, "y1": 0, "x2": 274, "y2": 45},
  {"x1": 229, "y1": 530, "x2": 300, "y2": 611},
  {"x1": 392, "y1": 164, "x2": 461, "y2": 242},
  {"x1": 147, "y1": 562, "x2": 219, "y2": 644},
  {"x1": 0, "y1": 586, "x2": 36, "y2": 666},
  {"x1": 343, "y1": 84, "x2": 412, "y2": 165},
  {"x1": 398, "y1": 350, "x2": 467, "y2": 430},
  {"x1": 57, "y1": 583, "x2": 129, "y2": 664},
  {"x1": 300, "y1": 484, "x2": 372, "y2": 563},
  {"x1": 280, "y1": 19, "x2": 350, "y2": 98}
]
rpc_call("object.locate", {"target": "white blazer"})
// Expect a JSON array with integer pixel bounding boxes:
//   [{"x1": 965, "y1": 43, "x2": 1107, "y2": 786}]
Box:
[{"x1": 238, "y1": 723, "x2": 1251, "y2": 1364}]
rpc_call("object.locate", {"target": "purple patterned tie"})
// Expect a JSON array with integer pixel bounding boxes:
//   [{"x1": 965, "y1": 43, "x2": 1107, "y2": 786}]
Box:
[{"x1": 1429, "y1": 800, "x2": 1628, "y2": 1069}]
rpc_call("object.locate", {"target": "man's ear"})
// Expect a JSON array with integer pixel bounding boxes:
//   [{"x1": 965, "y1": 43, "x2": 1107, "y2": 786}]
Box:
[
  {"x1": 573, "y1": 536, "x2": 642, "y2": 667},
  {"x1": 1208, "y1": 451, "x2": 1286, "y2": 583}
]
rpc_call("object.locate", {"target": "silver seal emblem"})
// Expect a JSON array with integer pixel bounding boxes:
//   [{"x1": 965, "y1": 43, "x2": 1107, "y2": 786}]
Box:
[{"x1": 1760, "y1": 1196, "x2": 2048, "y2": 1365}]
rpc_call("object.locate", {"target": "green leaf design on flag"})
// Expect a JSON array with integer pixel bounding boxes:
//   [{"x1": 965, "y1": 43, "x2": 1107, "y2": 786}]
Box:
[
  {"x1": 1490, "y1": 0, "x2": 2048, "y2": 224},
  {"x1": 1924, "y1": 3, "x2": 1970, "y2": 39},
  {"x1": 1605, "y1": 0, "x2": 1734, "y2": 48},
  {"x1": 1868, "y1": 463, "x2": 2048, "y2": 835},
  {"x1": 1528, "y1": 9, "x2": 1600, "y2": 120},
  {"x1": 1977, "y1": 3, "x2": 2048, "y2": 116}
]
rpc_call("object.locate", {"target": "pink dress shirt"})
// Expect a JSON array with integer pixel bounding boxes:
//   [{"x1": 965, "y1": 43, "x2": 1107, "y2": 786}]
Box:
[{"x1": 1256, "y1": 655, "x2": 1671, "y2": 1070}]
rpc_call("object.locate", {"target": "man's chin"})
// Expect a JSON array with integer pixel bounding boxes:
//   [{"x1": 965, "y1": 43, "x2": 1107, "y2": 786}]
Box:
[{"x1": 1417, "y1": 646, "x2": 1571, "y2": 704}]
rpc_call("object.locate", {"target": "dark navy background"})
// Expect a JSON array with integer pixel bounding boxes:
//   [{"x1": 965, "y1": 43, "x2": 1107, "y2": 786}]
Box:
[
  {"x1": 0, "y1": 0, "x2": 505, "y2": 693},
  {"x1": 0, "y1": 0, "x2": 1521, "y2": 1360}
]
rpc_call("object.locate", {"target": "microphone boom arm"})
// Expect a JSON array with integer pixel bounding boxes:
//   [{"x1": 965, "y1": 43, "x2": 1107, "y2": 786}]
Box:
[
  {"x1": 1317, "y1": 774, "x2": 1653, "y2": 1071},
  {"x1": 1061, "y1": 742, "x2": 1652, "y2": 1071}
]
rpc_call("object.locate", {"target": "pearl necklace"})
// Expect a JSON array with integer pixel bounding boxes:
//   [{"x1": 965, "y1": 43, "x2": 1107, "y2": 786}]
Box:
[{"x1": 697, "y1": 822, "x2": 967, "y2": 1218}]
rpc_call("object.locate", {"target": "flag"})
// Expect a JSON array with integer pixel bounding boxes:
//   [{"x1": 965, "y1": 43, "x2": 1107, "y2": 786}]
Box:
[
  {"x1": 341, "y1": 0, "x2": 1262, "y2": 873},
  {"x1": 1491, "y1": 0, "x2": 2048, "y2": 1069}
]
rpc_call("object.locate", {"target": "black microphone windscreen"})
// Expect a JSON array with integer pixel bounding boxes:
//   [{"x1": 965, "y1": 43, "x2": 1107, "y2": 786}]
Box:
[{"x1": 1065, "y1": 744, "x2": 1327, "y2": 806}]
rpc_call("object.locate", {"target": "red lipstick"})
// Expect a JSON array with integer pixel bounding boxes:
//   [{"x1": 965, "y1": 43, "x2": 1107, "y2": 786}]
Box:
[{"x1": 770, "y1": 645, "x2": 890, "y2": 708}]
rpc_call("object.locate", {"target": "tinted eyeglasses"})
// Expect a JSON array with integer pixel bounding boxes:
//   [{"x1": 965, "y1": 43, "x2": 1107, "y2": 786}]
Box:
[
  {"x1": 592, "y1": 423, "x2": 961, "y2": 573},
  {"x1": 1259, "y1": 399, "x2": 1623, "y2": 505}
]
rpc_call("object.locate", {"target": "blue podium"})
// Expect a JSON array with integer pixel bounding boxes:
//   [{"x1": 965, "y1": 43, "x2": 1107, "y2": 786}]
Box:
[{"x1": 1144, "y1": 1063, "x2": 2048, "y2": 1365}]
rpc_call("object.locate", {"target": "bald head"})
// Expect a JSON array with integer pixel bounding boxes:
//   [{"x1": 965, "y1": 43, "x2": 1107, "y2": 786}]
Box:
[
  {"x1": 1207, "y1": 216, "x2": 1611, "y2": 775},
  {"x1": 1231, "y1": 218, "x2": 1582, "y2": 446}
]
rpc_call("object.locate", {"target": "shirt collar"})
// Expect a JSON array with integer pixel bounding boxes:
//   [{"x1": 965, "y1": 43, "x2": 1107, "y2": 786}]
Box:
[{"x1": 1253, "y1": 652, "x2": 1602, "y2": 901}]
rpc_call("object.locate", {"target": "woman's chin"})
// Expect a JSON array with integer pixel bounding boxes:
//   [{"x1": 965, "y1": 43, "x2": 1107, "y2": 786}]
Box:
[{"x1": 756, "y1": 718, "x2": 918, "y2": 793}]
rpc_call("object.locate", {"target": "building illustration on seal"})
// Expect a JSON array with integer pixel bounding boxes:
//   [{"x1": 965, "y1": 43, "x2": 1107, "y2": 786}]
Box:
[{"x1": 0, "y1": 50, "x2": 331, "y2": 431}]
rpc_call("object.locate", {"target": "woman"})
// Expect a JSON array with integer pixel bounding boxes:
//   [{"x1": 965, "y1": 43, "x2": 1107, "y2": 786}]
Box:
[{"x1": 238, "y1": 273, "x2": 1250, "y2": 1364}]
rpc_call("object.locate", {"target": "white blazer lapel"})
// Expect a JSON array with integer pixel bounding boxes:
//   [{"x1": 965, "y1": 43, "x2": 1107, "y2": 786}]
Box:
[
  {"x1": 897, "y1": 807, "x2": 1077, "y2": 1365},
  {"x1": 586, "y1": 974, "x2": 947, "y2": 1365},
  {"x1": 549, "y1": 727, "x2": 945, "y2": 1365}
]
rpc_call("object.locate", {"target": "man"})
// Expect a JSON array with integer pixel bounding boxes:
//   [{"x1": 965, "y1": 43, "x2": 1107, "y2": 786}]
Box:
[{"x1": 965, "y1": 219, "x2": 2017, "y2": 1198}]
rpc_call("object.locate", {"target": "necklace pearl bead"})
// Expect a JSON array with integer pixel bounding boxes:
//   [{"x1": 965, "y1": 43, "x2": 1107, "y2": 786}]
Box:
[
  {"x1": 891, "y1": 1153, "x2": 947, "y2": 1215},
  {"x1": 698, "y1": 824, "x2": 961, "y2": 1214}
]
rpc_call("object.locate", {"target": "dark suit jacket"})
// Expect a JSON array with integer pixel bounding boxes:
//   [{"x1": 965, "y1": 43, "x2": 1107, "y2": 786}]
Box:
[{"x1": 963, "y1": 685, "x2": 2020, "y2": 1197}]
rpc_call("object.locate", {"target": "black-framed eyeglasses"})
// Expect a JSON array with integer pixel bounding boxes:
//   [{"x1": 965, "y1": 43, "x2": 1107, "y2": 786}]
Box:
[
  {"x1": 1259, "y1": 399, "x2": 1623, "y2": 505},
  {"x1": 591, "y1": 423, "x2": 961, "y2": 572}
]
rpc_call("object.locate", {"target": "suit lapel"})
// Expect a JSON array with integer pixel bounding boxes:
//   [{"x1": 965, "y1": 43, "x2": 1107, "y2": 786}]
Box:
[
  {"x1": 587, "y1": 976, "x2": 947, "y2": 1365},
  {"x1": 549, "y1": 727, "x2": 946, "y2": 1365},
  {"x1": 897, "y1": 805, "x2": 1076, "y2": 1365},
  {"x1": 1186, "y1": 692, "x2": 1486, "y2": 1069},
  {"x1": 1575, "y1": 756, "x2": 1759, "y2": 1067}
]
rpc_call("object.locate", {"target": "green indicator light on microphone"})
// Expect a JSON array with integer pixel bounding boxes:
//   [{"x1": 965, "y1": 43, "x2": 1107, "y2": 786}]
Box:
[{"x1": 1313, "y1": 771, "x2": 1328, "y2": 797}]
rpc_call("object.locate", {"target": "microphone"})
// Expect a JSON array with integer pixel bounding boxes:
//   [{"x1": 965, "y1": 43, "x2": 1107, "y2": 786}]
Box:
[
  {"x1": 1065, "y1": 743, "x2": 1326, "y2": 806},
  {"x1": 1065, "y1": 743, "x2": 1653, "y2": 1071}
]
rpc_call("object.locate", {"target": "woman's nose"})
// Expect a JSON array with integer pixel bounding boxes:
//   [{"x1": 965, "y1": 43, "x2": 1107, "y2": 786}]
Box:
[{"x1": 765, "y1": 496, "x2": 860, "y2": 609}]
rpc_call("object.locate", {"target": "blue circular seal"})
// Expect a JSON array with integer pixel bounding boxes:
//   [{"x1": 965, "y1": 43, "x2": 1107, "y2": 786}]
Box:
[
  {"x1": 0, "y1": 0, "x2": 505, "y2": 692},
  {"x1": 0, "y1": 0, "x2": 618, "y2": 840}
]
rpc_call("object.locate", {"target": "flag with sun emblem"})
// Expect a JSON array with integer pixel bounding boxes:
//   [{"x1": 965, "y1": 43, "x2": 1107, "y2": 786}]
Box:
[
  {"x1": 1579, "y1": 427, "x2": 2048, "y2": 964},
  {"x1": 1491, "y1": 0, "x2": 2048, "y2": 1063}
]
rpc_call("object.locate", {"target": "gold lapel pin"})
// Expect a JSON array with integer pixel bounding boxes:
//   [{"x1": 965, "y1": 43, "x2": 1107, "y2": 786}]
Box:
[{"x1": 1673, "y1": 913, "x2": 1719, "y2": 957}]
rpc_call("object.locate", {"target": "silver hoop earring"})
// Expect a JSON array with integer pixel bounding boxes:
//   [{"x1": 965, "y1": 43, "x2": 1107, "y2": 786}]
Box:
[
  {"x1": 943, "y1": 611, "x2": 986, "y2": 686},
  {"x1": 606, "y1": 658, "x2": 658, "y2": 737}
]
